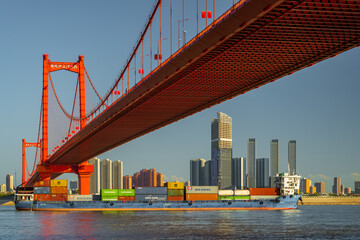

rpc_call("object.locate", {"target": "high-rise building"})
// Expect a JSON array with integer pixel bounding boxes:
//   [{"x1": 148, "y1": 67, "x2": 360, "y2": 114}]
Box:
[
  {"x1": 89, "y1": 158, "x2": 101, "y2": 194},
  {"x1": 270, "y1": 139, "x2": 279, "y2": 187},
  {"x1": 344, "y1": 187, "x2": 351, "y2": 195},
  {"x1": 70, "y1": 181, "x2": 78, "y2": 193},
  {"x1": 0, "y1": 184, "x2": 6, "y2": 193},
  {"x1": 355, "y1": 180, "x2": 360, "y2": 194},
  {"x1": 256, "y1": 158, "x2": 269, "y2": 188},
  {"x1": 314, "y1": 181, "x2": 325, "y2": 194},
  {"x1": 300, "y1": 178, "x2": 311, "y2": 194},
  {"x1": 101, "y1": 159, "x2": 112, "y2": 189},
  {"x1": 332, "y1": 177, "x2": 341, "y2": 194},
  {"x1": 248, "y1": 138, "x2": 256, "y2": 188},
  {"x1": 340, "y1": 184, "x2": 345, "y2": 195},
  {"x1": 6, "y1": 174, "x2": 14, "y2": 192},
  {"x1": 310, "y1": 186, "x2": 316, "y2": 194},
  {"x1": 112, "y1": 160, "x2": 123, "y2": 189},
  {"x1": 190, "y1": 159, "x2": 206, "y2": 186},
  {"x1": 288, "y1": 140, "x2": 296, "y2": 175},
  {"x1": 211, "y1": 112, "x2": 232, "y2": 189},
  {"x1": 123, "y1": 175, "x2": 132, "y2": 189},
  {"x1": 203, "y1": 161, "x2": 211, "y2": 186},
  {"x1": 232, "y1": 157, "x2": 246, "y2": 189},
  {"x1": 131, "y1": 169, "x2": 164, "y2": 187},
  {"x1": 156, "y1": 172, "x2": 164, "y2": 187}
]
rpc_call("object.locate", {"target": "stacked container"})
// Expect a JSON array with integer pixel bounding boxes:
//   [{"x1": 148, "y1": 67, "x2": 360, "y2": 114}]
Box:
[
  {"x1": 248, "y1": 188, "x2": 280, "y2": 200},
  {"x1": 135, "y1": 187, "x2": 167, "y2": 201},
  {"x1": 67, "y1": 195, "x2": 93, "y2": 201},
  {"x1": 50, "y1": 179, "x2": 68, "y2": 201},
  {"x1": 218, "y1": 190, "x2": 234, "y2": 200},
  {"x1": 118, "y1": 189, "x2": 136, "y2": 201},
  {"x1": 33, "y1": 180, "x2": 51, "y2": 201},
  {"x1": 101, "y1": 189, "x2": 119, "y2": 201},
  {"x1": 234, "y1": 189, "x2": 250, "y2": 200},
  {"x1": 167, "y1": 182, "x2": 184, "y2": 201},
  {"x1": 185, "y1": 186, "x2": 218, "y2": 201}
]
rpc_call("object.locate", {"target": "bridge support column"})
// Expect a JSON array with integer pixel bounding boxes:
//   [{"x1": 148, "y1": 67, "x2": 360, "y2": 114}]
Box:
[{"x1": 77, "y1": 163, "x2": 93, "y2": 195}]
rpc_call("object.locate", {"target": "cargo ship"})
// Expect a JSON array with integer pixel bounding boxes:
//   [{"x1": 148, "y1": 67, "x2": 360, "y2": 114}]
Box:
[{"x1": 15, "y1": 179, "x2": 302, "y2": 211}]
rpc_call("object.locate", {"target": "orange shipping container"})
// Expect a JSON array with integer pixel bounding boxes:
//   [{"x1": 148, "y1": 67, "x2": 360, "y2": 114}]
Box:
[
  {"x1": 34, "y1": 194, "x2": 51, "y2": 201},
  {"x1": 33, "y1": 180, "x2": 51, "y2": 187},
  {"x1": 248, "y1": 188, "x2": 280, "y2": 196},
  {"x1": 168, "y1": 196, "x2": 184, "y2": 201},
  {"x1": 186, "y1": 194, "x2": 218, "y2": 201},
  {"x1": 50, "y1": 186, "x2": 68, "y2": 194},
  {"x1": 51, "y1": 194, "x2": 67, "y2": 201},
  {"x1": 118, "y1": 196, "x2": 136, "y2": 201}
]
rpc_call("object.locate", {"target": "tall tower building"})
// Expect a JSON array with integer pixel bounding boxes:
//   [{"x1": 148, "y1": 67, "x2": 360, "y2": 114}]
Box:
[
  {"x1": 190, "y1": 159, "x2": 206, "y2": 186},
  {"x1": 355, "y1": 180, "x2": 360, "y2": 194},
  {"x1": 300, "y1": 178, "x2": 311, "y2": 193},
  {"x1": 314, "y1": 181, "x2": 325, "y2": 194},
  {"x1": 203, "y1": 160, "x2": 211, "y2": 186},
  {"x1": 112, "y1": 160, "x2": 123, "y2": 189},
  {"x1": 270, "y1": 139, "x2": 279, "y2": 187},
  {"x1": 123, "y1": 175, "x2": 133, "y2": 189},
  {"x1": 156, "y1": 172, "x2": 164, "y2": 187},
  {"x1": 101, "y1": 159, "x2": 112, "y2": 189},
  {"x1": 256, "y1": 158, "x2": 269, "y2": 188},
  {"x1": 332, "y1": 177, "x2": 341, "y2": 194},
  {"x1": 6, "y1": 174, "x2": 14, "y2": 192},
  {"x1": 89, "y1": 158, "x2": 100, "y2": 194},
  {"x1": 288, "y1": 140, "x2": 296, "y2": 175},
  {"x1": 211, "y1": 112, "x2": 232, "y2": 189},
  {"x1": 232, "y1": 157, "x2": 246, "y2": 189},
  {"x1": 248, "y1": 138, "x2": 256, "y2": 188}
]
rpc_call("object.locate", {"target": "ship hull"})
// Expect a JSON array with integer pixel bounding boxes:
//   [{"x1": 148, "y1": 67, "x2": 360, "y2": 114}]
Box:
[{"x1": 15, "y1": 195, "x2": 300, "y2": 211}]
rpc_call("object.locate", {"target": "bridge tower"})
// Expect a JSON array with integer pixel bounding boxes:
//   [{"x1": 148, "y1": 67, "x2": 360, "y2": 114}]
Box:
[{"x1": 35, "y1": 54, "x2": 93, "y2": 195}]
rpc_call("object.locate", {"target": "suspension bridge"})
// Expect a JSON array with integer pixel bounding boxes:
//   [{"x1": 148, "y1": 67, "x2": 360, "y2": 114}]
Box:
[{"x1": 21, "y1": 0, "x2": 360, "y2": 194}]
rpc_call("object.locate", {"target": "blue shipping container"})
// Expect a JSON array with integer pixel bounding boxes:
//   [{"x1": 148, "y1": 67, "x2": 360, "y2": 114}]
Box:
[{"x1": 34, "y1": 187, "x2": 51, "y2": 194}]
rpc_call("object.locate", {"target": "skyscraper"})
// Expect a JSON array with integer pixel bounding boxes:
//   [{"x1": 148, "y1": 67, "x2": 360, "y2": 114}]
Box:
[
  {"x1": 270, "y1": 139, "x2": 279, "y2": 187},
  {"x1": 256, "y1": 158, "x2": 269, "y2": 188},
  {"x1": 123, "y1": 175, "x2": 132, "y2": 189},
  {"x1": 112, "y1": 160, "x2": 123, "y2": 189},
  {"x1": 156, "y1": 172, "x2": 164, "y2": 187},
  {"x1": 203, "y1": 160, "x2": 211, "y2": 186},
  {"x1": 6, "y1": 174, "x2": 14, "y2": 192},
  {"x1": 248, "y1": 138, "x2": 256, "y2": 188},
  {"x1": 190, "y1": 159, "x2": 206, "y2": 186},
  {"x1": 89, "y1": 157, "x2": 100, "y2": 194},
  {"x1": 288, "y1": 140, "x2": 296, "y2": 175},
  {"x1": 101, "y1": 159, "x2": 112, "y2": 189},
  {"x1": 232, "y1": 157, "x2": 246, "y2": 189},
  {"x1": 211, "y1": 112, "x2": 232, "y2": 189},
  {"x1": 300, "y1": 178, "x2": 311, "y2": 193},
  {"x1": 332, "y1": 177, "x2": 341, "y2": 194},
  {"x1": 314, "y1": 181, "x2": 325, "y2": 194},
  {"x1": 355, "y1": 180, "x2": 360, "y2": 194}
]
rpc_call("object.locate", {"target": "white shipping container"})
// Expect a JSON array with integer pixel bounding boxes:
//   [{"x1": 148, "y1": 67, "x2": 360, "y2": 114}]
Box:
[
  {"x1": 218, "y1": 190, "x2": 234, "y2": 196},
  {"x1": 234, "y1": 190, "x2": 250, "y2": 196},
  {"x1": 67, "y1": 195, "x2": 93, "y2": 201}
]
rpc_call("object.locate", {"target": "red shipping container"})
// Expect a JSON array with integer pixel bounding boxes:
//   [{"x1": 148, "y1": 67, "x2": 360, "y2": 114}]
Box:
[
  {"x1": 248, "y1": 188, "x2": 280, "y2": 196},
  {"x1": 118, "y1": 196, "x2": 135, "y2": 201},
  {"x1": 33, "y1": 180, "x2": 51, "y2": 187},
  {"x1": 168, "y1": 196, "x2": 184, "y2": 201},
  {"x1": 50, "y1": 186, "x2": 68, "y2": 194},
  {"x1": 186, "y1": 194, "x2": 218, "y2": 201},
  {"x1": 51, "y1": 194, "x2": 67, "y2": 201},
  {"x1": 34, "y1": 194, "x2": 51, "y2": 201}
]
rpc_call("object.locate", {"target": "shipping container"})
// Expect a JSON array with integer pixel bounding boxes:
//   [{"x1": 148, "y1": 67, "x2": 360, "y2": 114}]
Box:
[
  {"x1": 185, "y1": 186, "x2": 218, "y2": 194},
  {"x1": 50, "y1": 179, "x2": 67, "y2": 187},
  {"x1": 101, "y1": 189, "x2": 119, "y2": 196},
  {"x1": 218, "y1": 195, "x2": 234, "y2": 200},
  {"x1": 135, "y1": 194, "x2": 167, "y2": 201},
  {"x1": 34, "y1": 187, "x2": 51, "y2": 194},
  {"x1": 135, "y1": 187, "x2": 167, "y2": 195},
  {"x1": 186, "y1": 193, "x2": 218, "y2": 201},
  {"x1": 218, "y1": 190, "x2": 234, "y2": 196},
  {"x1": 233, "y1": 195, "x2": 251, "y2": 200},
  {"x1": 234, "y1": 189, "x2": 250, "y2": 196},
  {"x1": 34, "y1": 194, "x2": 51, "y2": 201},
  {"x1": 167, "y1": 196, "x2": 184, "y2": 201},
  {"x1": 67, "y1": 195, "x2": 93, "y2": 201},
  {"x1": 248, "y1": 188, "x2": 280, "y2": 196},
  {"x1": 92, "y1": 195, "x2": 101, "y2": 201},
  {"x1": 166, "y1": 182, "x2": 184, "y2": 190},
  {"x1": 118, "y1": 189, "x2": 135, "y2": 196},
  {"x1": 167, "y1": 189, "x2": 184, "y2": 196},
  {"x1": 33, "y1": 180, "x2": 51, "y2": 187},
  {"x1": 250, "y1": 195, "x2": 278, "y2": 200},
  {"x1": 51, "y1": 193, "x2": 67, "y2": 201},
  {"x1": 50, "y1": 186, "x2": 68, "y2": 194},
  {"x1": 118, "y1": 196, "x2": 136, "y2": 201},
  {"x1": 101, "y1": 196, "x2": 118, "y2": 201}
]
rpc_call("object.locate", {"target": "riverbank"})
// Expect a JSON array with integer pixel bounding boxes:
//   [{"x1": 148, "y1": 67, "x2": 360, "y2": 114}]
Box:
[
  {"x1": 299, "y1": 196, "x2": 360, "y2": 205},
  {"x1": 0, "y1": 200, "x2": 14, "y2": 206}
]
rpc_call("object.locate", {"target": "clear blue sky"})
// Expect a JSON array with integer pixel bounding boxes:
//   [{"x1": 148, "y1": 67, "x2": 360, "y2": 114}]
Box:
[{"x1": 1, "y1": 0, "x2": 359, "y2": 192}]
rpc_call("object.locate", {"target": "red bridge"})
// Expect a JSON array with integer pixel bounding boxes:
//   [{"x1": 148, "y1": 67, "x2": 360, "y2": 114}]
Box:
[{"x1": 22, "y1": 0, "x2": 360, "y2": 194}]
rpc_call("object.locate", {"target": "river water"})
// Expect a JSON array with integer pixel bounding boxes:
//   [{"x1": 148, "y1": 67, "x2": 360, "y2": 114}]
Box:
[{"x1": 0, "y1": 205, "x2": 359, "y2": 239}]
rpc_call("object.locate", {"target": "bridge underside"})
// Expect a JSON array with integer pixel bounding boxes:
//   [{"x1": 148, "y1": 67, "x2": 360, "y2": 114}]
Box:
[{"x1": 27, "y1": 0, "x2": 359, "y2": 185}]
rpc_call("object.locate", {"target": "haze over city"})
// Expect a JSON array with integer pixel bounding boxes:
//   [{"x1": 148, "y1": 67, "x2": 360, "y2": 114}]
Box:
[{"x1": 1, "y1": 1, "x2": 359, "y2": 193}]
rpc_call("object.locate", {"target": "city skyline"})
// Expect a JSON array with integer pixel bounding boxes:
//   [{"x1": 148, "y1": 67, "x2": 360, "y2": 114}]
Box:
[{"x1": 0, "y1": 1, "x2": 359, "y2": 194}]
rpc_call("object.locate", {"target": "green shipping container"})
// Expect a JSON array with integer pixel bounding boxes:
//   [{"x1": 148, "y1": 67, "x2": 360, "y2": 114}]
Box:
[
  {"x1": 233, "y1": 195, "x2": 251, "y2": 200},
  {"x1": 101, "y1": 196, "x2": 118, "y2": 201},
  {"x1": 218, "y1": 196, "x2": 234, "y2": 201},
  {"x1": 118, "y1": 189, "x2": 135, "y2": 196},
  {"x1": 167, "y1": 189, "x2": 184, "y2": 196},
  {"x1": 101, "y1": 189, "x2": 119, "y2": 196}
]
